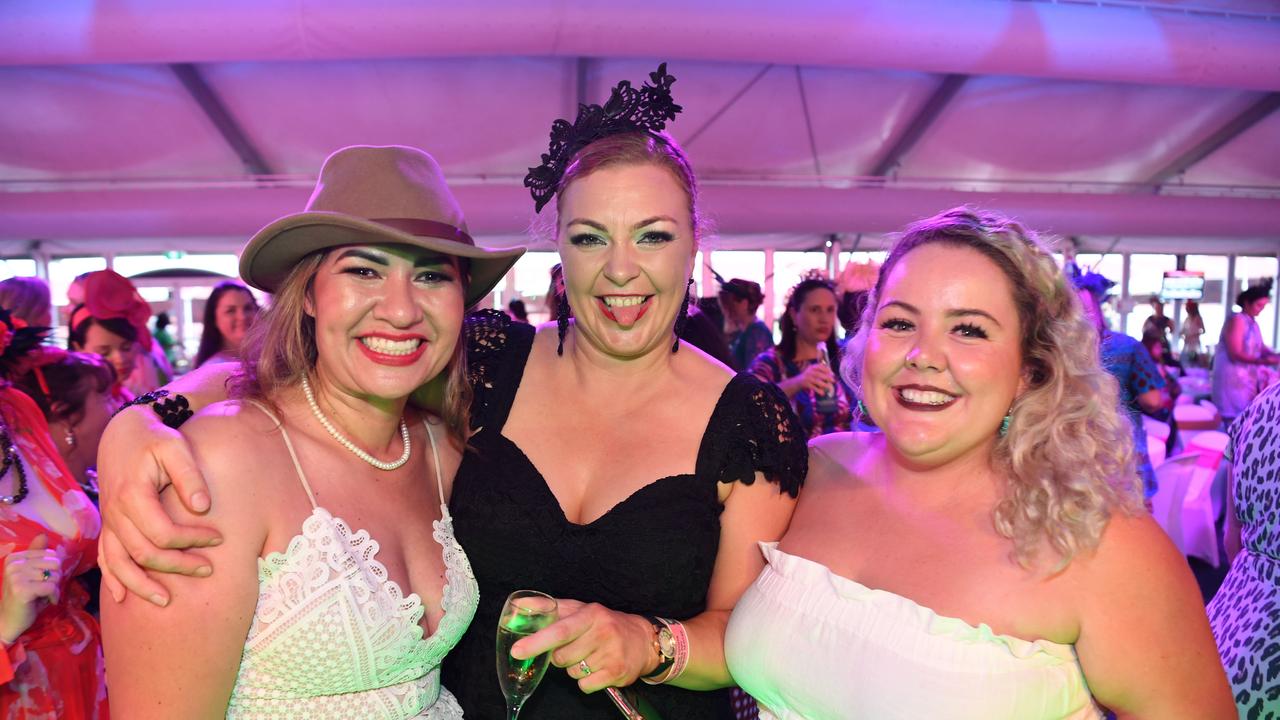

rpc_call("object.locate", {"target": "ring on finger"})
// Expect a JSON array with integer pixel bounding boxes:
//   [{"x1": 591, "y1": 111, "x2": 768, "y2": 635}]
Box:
[
  {"x1": 577, "y1": 660, "x2": 592, "y2": 676},
  {"x1": 41, "y1": 569, "x2": 51, "y2": 581}
]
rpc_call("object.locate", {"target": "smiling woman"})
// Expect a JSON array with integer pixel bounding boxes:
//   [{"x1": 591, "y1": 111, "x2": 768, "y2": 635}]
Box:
[
  {"x1": 100, "y1": 145, "x2": 523, "y2": 719},
  {"x1": 725, "y1": 206, "x2": 1235, "y2": 719}
]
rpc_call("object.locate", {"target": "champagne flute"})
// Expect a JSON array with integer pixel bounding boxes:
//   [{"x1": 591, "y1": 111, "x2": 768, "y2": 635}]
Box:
[{"x1": 496, "y1": 590, "x2": 558, "y2": 720}]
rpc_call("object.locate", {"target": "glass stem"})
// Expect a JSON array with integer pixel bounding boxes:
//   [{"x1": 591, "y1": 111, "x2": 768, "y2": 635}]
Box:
[{"x1": 507, "y1": 701, "x2": 524, "y2": 720}]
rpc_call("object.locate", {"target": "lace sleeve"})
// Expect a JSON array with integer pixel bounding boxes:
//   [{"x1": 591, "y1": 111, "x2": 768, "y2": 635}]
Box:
[
  {"x1": 463, "y1": 309, "x2": 520, "y2": 430},
  {"x1": 700, "y1": 375, "x2": 807, "y2": 498}
]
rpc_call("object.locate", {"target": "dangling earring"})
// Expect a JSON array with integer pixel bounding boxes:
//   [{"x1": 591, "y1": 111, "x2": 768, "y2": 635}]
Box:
[
  {"x1": 556, "y1": 293, "x2": 571, "y2": 356},
  {"x1": 63, "y1": 424, "x2": 77, "y2": 450},
  {"x1": 856, "y1": 399, "x2": 871, "y2": 424},
  {"x1": 999, "y1": 414, "x2": 1012, "y2": 438},
  {"x1": 671, "y1": 279, "x2": 694, "y2": 353}
]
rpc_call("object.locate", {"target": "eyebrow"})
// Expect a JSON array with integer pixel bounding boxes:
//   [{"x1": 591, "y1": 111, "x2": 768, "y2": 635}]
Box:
[
  {"x1": 881, "y1": 300, "x2": 1003, "y2": 328},
  {"x1": 566, "y1": 216, "x2": 678, "y2": 233},
  {"x1": 336, "y1": 247, "x2": 450, "y2": 268}
]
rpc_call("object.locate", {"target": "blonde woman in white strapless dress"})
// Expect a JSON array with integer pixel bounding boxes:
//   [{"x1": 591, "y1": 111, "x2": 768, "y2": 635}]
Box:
[{"x1": 725, "y1": 208, "x2": 1233, "y2": 719}]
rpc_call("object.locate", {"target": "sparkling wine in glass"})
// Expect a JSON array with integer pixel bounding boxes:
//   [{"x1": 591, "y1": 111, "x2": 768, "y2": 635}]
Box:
[{"x1": 496, "y1": 590, "x2": 558, "y2": 720}]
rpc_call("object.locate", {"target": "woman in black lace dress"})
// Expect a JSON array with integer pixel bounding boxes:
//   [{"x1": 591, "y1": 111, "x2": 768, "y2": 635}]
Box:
[{"x1": 92, "y1": 66, "x2": 806, "y2": 720}]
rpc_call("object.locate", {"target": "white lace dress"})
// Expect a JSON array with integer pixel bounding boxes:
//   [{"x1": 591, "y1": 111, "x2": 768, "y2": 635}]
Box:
[{"x1": 225, "y1": 410, "x2": 478, "y2": 719}]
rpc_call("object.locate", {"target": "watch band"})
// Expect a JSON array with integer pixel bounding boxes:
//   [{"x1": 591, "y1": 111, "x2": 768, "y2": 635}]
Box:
[{"x1": 640, "y1": 615, "x2": 674, "y2": 680}]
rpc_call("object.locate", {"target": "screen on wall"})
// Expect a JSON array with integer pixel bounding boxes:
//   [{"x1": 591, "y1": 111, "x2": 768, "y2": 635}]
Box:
[{"x1": 1160, "y1": 271, "x2": 1205, "y2": 301}]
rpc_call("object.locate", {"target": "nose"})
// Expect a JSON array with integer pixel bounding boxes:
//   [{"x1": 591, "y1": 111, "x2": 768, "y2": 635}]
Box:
[
  {"x1": 905, "y1": 331, "x2": 945, "y2": 373},
  {"x1": 374, "y1": 272, "x2": 423, "y2": 327},
  {"x1": 602, "y1": 241, "x2": 641, "y2": 287}
]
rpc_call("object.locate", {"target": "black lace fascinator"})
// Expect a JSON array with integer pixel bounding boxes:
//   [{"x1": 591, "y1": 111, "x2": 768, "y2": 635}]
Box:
[{"x1": 524, "y1": 63, "x2": 683, "y2": 213}]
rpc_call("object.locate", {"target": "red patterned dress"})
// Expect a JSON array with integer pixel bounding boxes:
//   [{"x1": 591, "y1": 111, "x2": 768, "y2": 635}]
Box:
[{"x1": 0, "y1": 387, "x2": 107, "y2": 719}]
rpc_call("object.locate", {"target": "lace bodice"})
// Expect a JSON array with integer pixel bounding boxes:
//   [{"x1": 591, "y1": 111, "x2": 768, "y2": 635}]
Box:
[{"x1": 226, "y1": 411, "x2": 477, "y2": 719}]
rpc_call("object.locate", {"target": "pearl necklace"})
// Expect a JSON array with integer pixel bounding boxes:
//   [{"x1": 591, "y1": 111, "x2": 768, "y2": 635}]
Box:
[{"x1": 301, "y1": 375, "x2": 411, "y2": 471}]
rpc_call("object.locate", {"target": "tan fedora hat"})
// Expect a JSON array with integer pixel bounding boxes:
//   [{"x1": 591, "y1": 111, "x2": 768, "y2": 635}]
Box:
[{"x1": 240, "y1": 145, "x2": 524, "y2": 307}]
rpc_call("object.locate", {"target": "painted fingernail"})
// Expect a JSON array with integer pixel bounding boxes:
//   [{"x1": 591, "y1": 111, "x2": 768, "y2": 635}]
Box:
[
  {"x1": 190, "y1": 492, "x2": 210, "y2": 512},
  {"x1": 150, "y1": 594, "x2": 169, "y2": 607}
]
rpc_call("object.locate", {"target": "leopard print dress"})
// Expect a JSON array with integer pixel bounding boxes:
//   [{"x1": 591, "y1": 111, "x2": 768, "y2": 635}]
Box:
[{"x1": 1207, "y1": 380, "x2": 1280, "y2": 718}]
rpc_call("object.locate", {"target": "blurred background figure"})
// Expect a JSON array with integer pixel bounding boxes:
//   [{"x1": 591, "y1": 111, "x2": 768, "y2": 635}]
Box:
[
  {"x1": 152, "y1": 312, "x2": 180, "y2": 369},
  {"x1": 193, "y1": 281, "x2": 259, "y2": 368},
  {"x1": 677, "y1": 304, "x2": 735, "y2": 368},
  {"x1": 1211, "y1": 279, "x2": 1279, "y2": 428},
  {"x1": 1207, "y1": 381, "x2": 1280, "y2": 719},
  {"x1": 545, "y1": 262, "x2": 568, "y2": 323},
  {"x1": 718, "y1": 278, "x2": 772, "y2": 372},
  {"x1": 0, "y1": 309, "x2": 109, "y2": 719},
  {"x1": 1142, "y1": 294, "x2": 1174, "y2": 361},
  {"x1": 67, "y1": 270, "x2": 152, "y2": 402},
  {"x1": 0, "y1": 278, "x2": 52, "y2": 330},
  {"x1": 1141, "y1": 330, "x2": 1182, "y2": 457},
  {"x1": 507, "y1": 298, "x2": 530, "y2": 324},
  {"x1": 749, "y1": 275, "x2": 853, "y2": 438},
  {"x1": 8, "y1": 351, "x2": 116, "y2": 499},
  {"x1": 1072, "y1": 271, "x2": 1170, "y2": 501},
  {"x1": 1180, "y1": 299, "x2": 1206, "y2": 370}
]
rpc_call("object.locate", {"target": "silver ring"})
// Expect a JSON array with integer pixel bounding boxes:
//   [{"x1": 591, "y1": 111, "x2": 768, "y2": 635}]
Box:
[
  {"x1": 41, "y1": 569, "x2": 51, "y2": 581},
  {"x1": 577, "y1": 660, "x2": 592, "y2": 676}
]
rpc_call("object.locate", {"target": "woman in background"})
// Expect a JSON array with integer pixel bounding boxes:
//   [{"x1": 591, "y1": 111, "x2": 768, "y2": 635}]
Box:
[
  {"x1": 719, "y1": 278, "x2": 772, "y2": 372},
  {"x1": 68, "y1": 271, "x2": 152, "y2": 403},
  {"x1": 749, "y1": 275, "x2": 853, "y2": 438},
  {"x1": 193, "y1": 281, "x2": 259, "y2": 368},
  {"x1": 1212, "y1": 280, "x2": 1279, "y2": 427},
  {"x1": 1208, "y1": 381, "x2": 1280, "y2": 718},
  {"x1": 0, "y1": 279, "x2": 51, "y2": 330},
  {"x1": 0, "y1": 310, "x2": 108, "y2": 719}
]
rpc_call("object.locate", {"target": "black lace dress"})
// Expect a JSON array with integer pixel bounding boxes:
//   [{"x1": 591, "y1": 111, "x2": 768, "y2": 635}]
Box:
[{"x1": 444, "y1": 311, "x2": 807, "y2": 720}]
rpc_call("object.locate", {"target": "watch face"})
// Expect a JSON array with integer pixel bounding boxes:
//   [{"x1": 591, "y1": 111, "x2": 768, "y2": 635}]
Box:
[{"x1": 657, "y1": 627, "x2": 677, "y2": 658}]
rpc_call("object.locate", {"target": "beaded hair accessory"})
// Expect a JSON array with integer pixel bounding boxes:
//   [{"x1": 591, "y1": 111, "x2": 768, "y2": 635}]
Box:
[{"x1": 524, "y1": 63, "x2": 683, "y2": 213}]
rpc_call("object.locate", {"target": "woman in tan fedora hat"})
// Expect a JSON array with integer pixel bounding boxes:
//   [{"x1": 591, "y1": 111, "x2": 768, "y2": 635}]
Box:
[
  {"x1": 96, "y1": 66, "x2": 805, "y2": 719},
  {"x1": 100, "y1": 145, "x2": 522, "y2": 718}
]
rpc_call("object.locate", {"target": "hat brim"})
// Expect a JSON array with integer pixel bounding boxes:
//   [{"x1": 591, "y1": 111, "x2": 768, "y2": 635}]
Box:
[{"x1": 240, "y1": 211, "x2": 525, "y2": 307}]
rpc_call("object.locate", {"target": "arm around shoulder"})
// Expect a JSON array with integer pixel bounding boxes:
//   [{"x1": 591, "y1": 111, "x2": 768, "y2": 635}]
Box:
[
  {"x1": 101, "y1": 404, "x2": 270, "y2": 719},
  {"x1": 1072, "y1": 512, "x2": 1234, "y2": 719}
]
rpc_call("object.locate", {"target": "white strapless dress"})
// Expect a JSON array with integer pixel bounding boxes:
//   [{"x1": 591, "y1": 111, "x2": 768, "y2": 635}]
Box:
[{"x1": 725, "y1": 543, "x2": 1102, "y2": 720}]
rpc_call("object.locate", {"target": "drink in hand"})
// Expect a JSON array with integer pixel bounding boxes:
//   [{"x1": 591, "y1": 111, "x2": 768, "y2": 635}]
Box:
[{"x1": 496, "y1": 590, "x2": 558, "y2": 719}]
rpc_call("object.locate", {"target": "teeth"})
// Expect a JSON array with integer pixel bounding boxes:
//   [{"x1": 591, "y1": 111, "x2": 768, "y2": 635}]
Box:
[
  {"x1": 602, "y1": 296, "x2": 647, "y2": 307},
  {"x1": 360, "y1": 337, "x2": 422, "y2": 356},
  {"x1": 900, "y1": 388, "x2": 954, "y2": 405}
]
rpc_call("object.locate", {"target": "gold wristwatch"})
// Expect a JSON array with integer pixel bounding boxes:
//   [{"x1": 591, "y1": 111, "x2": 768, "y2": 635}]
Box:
[{"x1": 642, "y1": 615, "x2": 676, "y2": 678}]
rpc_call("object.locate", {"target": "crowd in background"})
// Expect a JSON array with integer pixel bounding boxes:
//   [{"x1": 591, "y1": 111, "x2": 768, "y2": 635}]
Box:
[{"x1": 0, "y1": 238, "x2": 1277, "y2": 716}]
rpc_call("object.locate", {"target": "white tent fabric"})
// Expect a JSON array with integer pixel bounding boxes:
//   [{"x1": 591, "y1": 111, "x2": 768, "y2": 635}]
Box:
[{"x1": 1, "y1": 0, "x2": 1278, "y2": 255}]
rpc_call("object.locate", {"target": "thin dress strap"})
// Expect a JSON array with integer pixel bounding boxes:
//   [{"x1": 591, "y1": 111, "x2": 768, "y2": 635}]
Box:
[
  {"x1": 245, "y1": 399, "x2": 319, "y2": 509},
  {"x1": 423, "y1": 418, "x2": 448, "y2": 516}
]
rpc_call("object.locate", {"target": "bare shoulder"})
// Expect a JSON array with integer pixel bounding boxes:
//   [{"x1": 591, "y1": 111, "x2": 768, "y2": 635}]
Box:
[
  {"x1": 1073, "y1": 510, "x2": 1189, "y2": 588},
  {"x1": 805, "y1": 432, "x2": 876, "y2": 491},
  {"x1": 170, "y1": 399, "x2": 285, "y2": 525}
]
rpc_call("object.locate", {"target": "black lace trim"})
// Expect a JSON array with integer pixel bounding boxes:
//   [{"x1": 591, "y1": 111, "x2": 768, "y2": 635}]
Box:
[
  {"x1": 464, "y1": 309, "x2": 532, "y2": 431},
  {"x1": 699, "y1": 375, "x2": 807, "y2": 498}
]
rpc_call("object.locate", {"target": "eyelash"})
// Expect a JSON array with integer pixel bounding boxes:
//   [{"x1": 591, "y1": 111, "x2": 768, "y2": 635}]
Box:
[
  {"x1": 567, "y1": 231, "x2": 675, "y2": 247},
  {"x1": 341, "y1": 266, "x2": 454, "y2": 284},
  {"x1": 877, "y1": 317, "x2": 989, "y2": 339}
]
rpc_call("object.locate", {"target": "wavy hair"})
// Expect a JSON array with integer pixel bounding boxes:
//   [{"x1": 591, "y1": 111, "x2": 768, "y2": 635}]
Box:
[
  {"x1": 841, "y1": 207, "x2": 1144, "y2": 567},
  {"x1": 230, "y1": 251, "x2": 472, "y2": 445}
]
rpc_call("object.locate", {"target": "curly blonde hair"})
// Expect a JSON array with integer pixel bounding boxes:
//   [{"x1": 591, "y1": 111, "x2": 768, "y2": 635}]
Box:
[{"x1": 841, "y1": 207, "x2": 1144, "y2": 567}]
